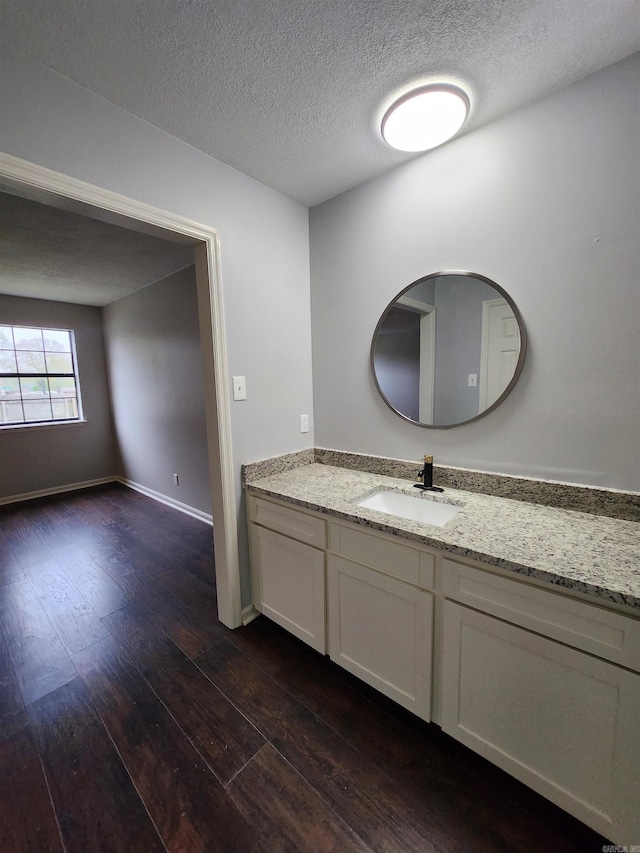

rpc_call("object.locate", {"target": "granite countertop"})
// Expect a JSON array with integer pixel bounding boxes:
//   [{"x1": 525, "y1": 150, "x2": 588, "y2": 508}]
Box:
[{"x1": 245, "y1": 463, "x2": 640, "y2": 613}]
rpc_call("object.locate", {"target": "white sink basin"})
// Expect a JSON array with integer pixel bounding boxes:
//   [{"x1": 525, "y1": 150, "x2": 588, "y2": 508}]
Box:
[{"x1": 357, "y1": 489, "x2": 462, "y2": 527}]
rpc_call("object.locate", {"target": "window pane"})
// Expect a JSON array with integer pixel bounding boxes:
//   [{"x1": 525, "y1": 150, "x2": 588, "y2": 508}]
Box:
[
  {"x1": 13, "y1": 328, "x2": 44, "y2": 350},
  {"x1": 43, "y1": 329, "x2": 72, "y2": 353},
  {"x1": 0, "y1": 327, "x2": 14, "y2": 350},
  {"x1": 49, "y1": 376, "x2": 76, "y2": 394},
  {"x1": 52, "y1": 396, "x2": 78, "y2": 420},
  {"x1": 1, "y1": 326, "x2": 80, "y2": 426},
  {"x1": 0, "y1": 378, "x2": 23, "y2": 424},
  {"x1": 0, "y1": 350, "x2": 17, "y2": 372},
  {"x1": 45, "y1": 351, "x2": 73, "y2": 373},
  {"x1": 16, "y1": 351, "x2": 46, "y2": 373},
  {"x1": 50, "y1": 376, "x2": 78, "y2": 420},
  {"x1": 20, "y1": 377, "x2": 52, "y2": 422}
]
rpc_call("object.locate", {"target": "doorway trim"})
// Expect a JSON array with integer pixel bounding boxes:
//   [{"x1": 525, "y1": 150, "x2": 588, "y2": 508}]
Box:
[
  {"x1": 397, "y1": 294, "x2": 436, "y2": 424},
  {"x1": 0, "y1": 153, "x2": 241, "y2": 628}
]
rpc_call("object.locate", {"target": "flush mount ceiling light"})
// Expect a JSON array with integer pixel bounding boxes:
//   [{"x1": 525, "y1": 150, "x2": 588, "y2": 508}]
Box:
[{"x1": 381, "y1": 84, "x2": 470, "y2": 152}]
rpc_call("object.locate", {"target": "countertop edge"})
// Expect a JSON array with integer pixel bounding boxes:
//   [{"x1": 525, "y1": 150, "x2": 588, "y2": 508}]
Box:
[{"x1": 245, "y1": 477, "x2": 640, "y2": 614}]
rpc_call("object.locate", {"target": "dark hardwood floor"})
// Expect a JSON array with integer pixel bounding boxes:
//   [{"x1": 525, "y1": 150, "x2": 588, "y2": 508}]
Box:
[{"x1": 0, "y1": 484, "x2": 610, "y2": 852}]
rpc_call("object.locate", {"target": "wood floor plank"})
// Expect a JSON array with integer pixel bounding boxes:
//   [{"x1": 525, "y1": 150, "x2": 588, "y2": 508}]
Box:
[
  {"x1": 102, "y1": 532, "x2": 174, "y2": 576},
  {"x1": 0, "y1": 486, "x2": 610, "y2": 852},
  {"x1": 196, "y1": 639, "x2": 437, "y2": 852},
  {"x1": 51, "y1": 543, "x2": 130, "y2": 617},
  {"x1": 2, "y1": 510, "x2": 52, "y2": 567},
  {"x1": 154, "y1": 566, "x2": 219, "y2": 623},
  {"x1": 0, "y1": 578, "x2": 77, "y2": 705},
  {"x1": 106, "y1": 489, "x2": 214, "y2": 554},
  {"x1": 0, "y1": 627, "x2": 26, "y2": 742},
  {"x1": 102, "y1": 567, "x2": 223, "y2": 657},
  {"x1": 122, "y1": 512, "x2": 213, "y2": 564},
  {"x1": 227, "y1": 742, "x2": 370, "y2": 853},
  {"x1": 0, "y1": 726, "x2": 64, "y2": 853},
  {"x1": 56, "y1": 513, "x2": 169, "y2": 578},
  {"x1": 95, "y1": 485, "x2": 214, "y2": 564},
  {"x1": 176, "y1": 524, "x2": 215, "y2": 555},
  {"x1": 227, "y1": 613, "x2": 317, "y2": 675},
  {"x1": 65, "y1": 525, "x2": 133, "y2": 571},
  {"x1": 103, "y1": 605, "x2": 265, "y2": 785},
  {"x1": 274, "y1": 644, "x2": 609, "y2": 853},
  {"x1": 163, "y1": 547, "x2": 216, "y2": 588},
  {"x1": 275, "y1": 652, "x2": 513, "y2": 852},
  {"x1": 40, "y1": 498, "x2": 92, "y2": 536},
  {"x1": 28, "y1": 676, "x2": 166, "y2": 853},
  {"x1": 22, "y1": 502, "x2": 78, "y2": 551},
  {"x1": 0, "y1": 547, "x2": 25, "y2": 587},
  {"x1": 66, "y1": 491, "x2": 129, "y2": 527},
  {"x1": 25, "y1": 559, "x2": 110, "y2": 654},
  {"x1": 73, "y1": 635, "x2": 258, "y2": 852}
]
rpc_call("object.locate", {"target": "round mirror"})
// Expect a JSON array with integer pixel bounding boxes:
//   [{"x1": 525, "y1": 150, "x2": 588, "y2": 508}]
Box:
[{"x1": 371, "y1": 271, "x2": 527, "y2": 429}]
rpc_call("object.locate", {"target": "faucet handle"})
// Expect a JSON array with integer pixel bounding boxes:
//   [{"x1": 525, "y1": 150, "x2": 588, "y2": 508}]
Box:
[{"x1": 423, "y1": 455, "x2": 433, "y2": 463}]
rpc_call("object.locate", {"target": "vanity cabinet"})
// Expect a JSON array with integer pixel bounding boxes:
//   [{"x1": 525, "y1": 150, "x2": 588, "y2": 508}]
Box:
[
  {"x1": 327, "y1": 522, "x2": 435, "y2": 720},
  {"x1": 326, "y1": 521, "x2": 435, "y2": 720},
  {"x1": 441, "y1": 560, "x2": 640, "y2": 843},
  {"x1": 249, "y1": 497, "x2": 326, "y2": 653},
  {"x1": 247, "y1": 490, "x2": 640, "y2": 844},
  {"x1": 248, "y1": 495, "x2": 434, "y2": 715},
  {"x1": 327, "y1": 552, "x2": 433, "y2": 720}
]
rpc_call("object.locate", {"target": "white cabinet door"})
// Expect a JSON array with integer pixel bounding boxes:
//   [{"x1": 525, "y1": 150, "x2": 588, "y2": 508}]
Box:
[
  {"x1": 328, "y1": 555, "x2": 433, "y2": 721},
  {"x1": 250, "y1": 524, "x2": 326, "y2": 653},
  {"x1": 441, "y1": 601, "x2": 640, "y2": 844}
]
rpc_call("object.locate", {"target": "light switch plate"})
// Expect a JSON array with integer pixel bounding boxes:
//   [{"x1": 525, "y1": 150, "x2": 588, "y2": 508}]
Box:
[
  {"x1": 468, "y1": 374, "x2": 477, "y2": 387},
  {"x1": 232, "y1": 376, "x2": 247, "y2": 400}
]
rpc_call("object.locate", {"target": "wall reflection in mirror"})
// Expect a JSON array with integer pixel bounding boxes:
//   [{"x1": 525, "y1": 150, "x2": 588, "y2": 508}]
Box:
[{"x1": 371, "y1": 271, "x2": 527, "y2": 429}]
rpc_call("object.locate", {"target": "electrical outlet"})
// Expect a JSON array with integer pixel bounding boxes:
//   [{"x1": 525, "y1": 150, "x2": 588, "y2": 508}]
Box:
[
  {"x1": 232, "y1": 376, "x2": 247, "y2": 401},
  {"x1": 173, "y1": 473, "x2": 179, "y2": 486},
  {"x1": 300, "y1": 414, "x2": 309, "y2": 433}
]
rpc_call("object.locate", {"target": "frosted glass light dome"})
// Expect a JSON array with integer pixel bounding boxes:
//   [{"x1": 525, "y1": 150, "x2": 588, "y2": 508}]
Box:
[{"x1": 381, "y1": 85, "x2": 470, "y2": 152}]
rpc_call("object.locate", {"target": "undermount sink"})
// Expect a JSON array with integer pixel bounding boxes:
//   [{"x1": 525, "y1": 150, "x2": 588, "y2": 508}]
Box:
[{"x1": 357, "y1": 489, "x2": 463, "y2": 527}]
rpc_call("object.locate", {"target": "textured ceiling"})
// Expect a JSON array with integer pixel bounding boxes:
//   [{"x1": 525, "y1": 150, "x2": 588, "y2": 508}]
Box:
[
  {"x1": 1, "y1": 1, "x2": 639, "y2": 205},
  {"x1": 0, "y1": 193, "x2": 195, "y2": 306}
]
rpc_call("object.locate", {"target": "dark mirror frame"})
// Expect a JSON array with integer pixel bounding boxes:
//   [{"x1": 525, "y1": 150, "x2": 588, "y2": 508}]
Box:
[{"x1": 370, "y1": 270, "x2": 528, "y2": 429}]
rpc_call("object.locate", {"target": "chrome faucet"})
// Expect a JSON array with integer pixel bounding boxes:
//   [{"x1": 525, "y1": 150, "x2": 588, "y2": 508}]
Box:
[{"x1": 414, "y1": 455, "x2": 444, "y2": 492}]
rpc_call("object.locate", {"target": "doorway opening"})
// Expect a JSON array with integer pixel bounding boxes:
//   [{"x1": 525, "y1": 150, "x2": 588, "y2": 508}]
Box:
[{"x1": 0, "y1": 153, "x2": 241, "y2": 628}]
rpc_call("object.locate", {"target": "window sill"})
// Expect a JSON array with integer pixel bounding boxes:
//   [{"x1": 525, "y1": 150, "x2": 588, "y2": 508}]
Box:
[{"x1": 0, "y1": 420, "x2": 87, "y2": 434}]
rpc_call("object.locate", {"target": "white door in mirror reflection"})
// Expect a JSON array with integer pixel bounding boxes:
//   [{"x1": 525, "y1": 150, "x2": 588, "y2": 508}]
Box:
[{"x1": 479, "y1": 298, "x2": 520, "y2": 411}]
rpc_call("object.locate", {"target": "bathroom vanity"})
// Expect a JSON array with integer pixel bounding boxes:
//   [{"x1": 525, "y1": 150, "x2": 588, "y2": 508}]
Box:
[{"x1": 245, "y1": 458, "x2": 640, "y2": 845}]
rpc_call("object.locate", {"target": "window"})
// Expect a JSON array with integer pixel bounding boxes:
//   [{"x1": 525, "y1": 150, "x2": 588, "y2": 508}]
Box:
[{"x1": 0, "y1": 325, "x2": 82, "y2": 426}]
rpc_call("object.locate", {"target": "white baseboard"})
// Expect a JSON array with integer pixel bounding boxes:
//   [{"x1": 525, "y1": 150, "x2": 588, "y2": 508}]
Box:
[
  {"x1": 0, "y1": 477, "x2": 117, "y2": 507},
  {"x1": 0, "y1": 476, "x2": 214, "y2": 529},
  {"x1": 115, "y1": 477, "x2": 213, "y2": 525},
  {"x1": 241, "y1": 604, "x2": 260, "y2": 625}
]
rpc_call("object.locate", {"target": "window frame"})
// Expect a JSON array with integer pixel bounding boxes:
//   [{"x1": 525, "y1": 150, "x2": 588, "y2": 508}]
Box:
[{"x1": 0, "y1": 324, "x2": 84, "y2": 429}]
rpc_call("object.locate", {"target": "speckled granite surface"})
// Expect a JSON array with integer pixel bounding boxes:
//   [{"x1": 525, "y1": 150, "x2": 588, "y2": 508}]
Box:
[
  {"x1": 314, "y1": 449, "x2": 640, "y2": 522},
  {"x1": 242, "y1": 449, "x2": 315, "y2": 483},
  {"x1": 242, "y1": 448, "x2": 639, "y2": 521},
  {"x1": 244, "y1": 463, "x2": 640, "y2": 613}
]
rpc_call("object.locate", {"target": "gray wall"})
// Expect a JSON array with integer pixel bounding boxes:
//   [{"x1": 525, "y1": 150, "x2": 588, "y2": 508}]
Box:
[
  {"x1": 0, "y1": 294, "x2": 115, "y2": 498},
  {"x1": 1, "y1": 46, "x2": 314, "y2": 601},
  {"x1": 103, "y1": 266, "x2": 211, "y2": 514},
  {"x1": 375, "y1": 317, "x2": 420, "y2": 421},
  {"x1": 310, "y1": 53, "x2": 640, "y2": 491}
]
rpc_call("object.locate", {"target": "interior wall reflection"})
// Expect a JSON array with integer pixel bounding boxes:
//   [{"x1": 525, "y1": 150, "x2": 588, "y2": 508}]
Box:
[{"x1": 371, "y1": 272, "x2": 526, "y2": 429}]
